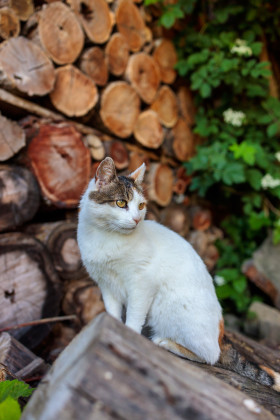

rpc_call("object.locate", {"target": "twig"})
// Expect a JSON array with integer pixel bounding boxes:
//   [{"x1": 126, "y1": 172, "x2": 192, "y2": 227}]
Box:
[{"x1": 0, "y1": 315, "x2": 77, "y2": 333}]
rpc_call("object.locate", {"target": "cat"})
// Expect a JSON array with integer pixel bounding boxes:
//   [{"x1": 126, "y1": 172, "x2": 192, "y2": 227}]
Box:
[{"x1": 77, "y1": 157, "x2": 280, "y2": 391}]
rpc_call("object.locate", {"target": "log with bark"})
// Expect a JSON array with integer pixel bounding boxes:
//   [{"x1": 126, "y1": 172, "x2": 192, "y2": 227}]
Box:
[
  {"x1": 0, "y1": 233, "x2": 61, "y2": 348},
  {"x1": 22, "y1": 313, "x2": 277, "y2": 420},
  {"x1": 0, "y1": 113, "x2": 25, "y2": 161}
]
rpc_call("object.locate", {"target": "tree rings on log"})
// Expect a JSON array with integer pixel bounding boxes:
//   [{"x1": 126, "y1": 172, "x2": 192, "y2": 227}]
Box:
[
  {"x1": 0, "y1": 233, "x2": 61, "y2": 348},
  {"x1": 105, "y1": 33, "x2": 129, "y2": 76},
  {"x1": 0, "y1": 37, "x2": 55, "y2": 95},
  {"x1": 0, "y1": 165, "x2": 40, "y2": 232},
  {"x1": 100, "y1": 81, "x2": 140, "y2": 138},
  {"x1": 126, "y1": 53, "x2": 160, "y2": 104},
  {"x1": 38, "y1": 2, "x2": 84, "y2": 65},
  {"x1": 146, "y1": 163, "x2": 174, "y2": 206},
  {"x1": 67, "y1": 0, "x2": 113, "y2": 44},
  {"x1": 50, "y1": 65, "x2": 98, "y2": 117},
  {"x1": 27, "y1": 124, "x2": 91, "y2": 208},
  {"x1": 10, "y1": 0, "x2": 34, "y2": 21},
  {"x1": 104, "y1": 140, "x2": 129, "y2": 170},
  {"x1": 150, "y1": 85, "x2": 179, "y2": 127},
  {"x1": 80, "y1": 47, "x2": 108, "y2": 86},
  {"x1": 0, "y1": 7, "x2": 20, "y2": 40},
  {"x1": 177, "y1": 85, "x2": 196, "y2": 126},
  {"x1": 0, "y1": 114, "x2": 26, "y2": 161},
  {"x1": 116, "y1": 0, "x2": 147, "y2": 52},
  {"x1": 172, "y1": 118, "x2": 195, "y2": 162},
  {"x1": 134, "y1": 110, "x2": 164, "y2": 149},
  {"x1": 153, "y1": 38, "x2": 177, "y2": 84}
]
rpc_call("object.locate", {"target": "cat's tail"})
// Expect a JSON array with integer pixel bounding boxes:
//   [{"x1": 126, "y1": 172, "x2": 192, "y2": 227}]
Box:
[{"x1": 219, "y1": 331, "x2": 280, "y2": 393}]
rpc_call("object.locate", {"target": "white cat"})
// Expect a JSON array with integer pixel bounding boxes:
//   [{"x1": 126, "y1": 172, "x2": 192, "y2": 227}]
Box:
[{"x1": 77, "y1": 157, "x2": 223, "y2": 364}]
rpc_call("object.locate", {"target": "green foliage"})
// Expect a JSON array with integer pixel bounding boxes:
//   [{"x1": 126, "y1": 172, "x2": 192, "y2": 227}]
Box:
[
  {"x1": 0, "y1": 380, "x2": 34, "y2": 420},
  {"x1": 144, "y1": 0, "x2": 280, "y2": 313}
]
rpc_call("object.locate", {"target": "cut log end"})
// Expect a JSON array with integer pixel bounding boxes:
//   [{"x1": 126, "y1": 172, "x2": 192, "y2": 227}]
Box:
[
  {"x1": 105, "y1": 33, "x2": 129, "y2": 76},
  {"x1": 80, "y1": 47, "x2": 108, "y2": 87},
  {"x1": 147, "y1": 163, "x2": 174, "y2": 206},
  {"x1": 134, "y1": 110, "x2": 164, "y2": 149},
  {"x1": 0, "y1": 7, "x2": 20, "y2": 40},
  {"x1": 116, "y1": 0, "x2": 147, "y2": 52},
  {"x1": 150, "y1": 85, "x2": 179, "y2": 128}
]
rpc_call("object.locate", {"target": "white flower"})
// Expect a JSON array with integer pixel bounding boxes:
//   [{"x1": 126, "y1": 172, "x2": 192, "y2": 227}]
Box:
[
  {"x1": 223, "y1": 108, "x2": 246, "y2": 127},
  {"x1": 214, "y1": 275, "x2": 225, "y2": 286},
  {"x1": 275, "y1": 151, "x2": 280, "y2": 162},
  {"x1": 261, "y1": 174, "x2": 280, "y2": 189},
  {"x1": 230, "y1": 39, "x2": 253, "y2": 56}
]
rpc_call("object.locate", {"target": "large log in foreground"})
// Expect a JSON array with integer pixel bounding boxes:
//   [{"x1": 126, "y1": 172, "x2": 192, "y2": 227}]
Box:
[{"x1": 22, "y1": 313, "x2": 276, "y2": 420}]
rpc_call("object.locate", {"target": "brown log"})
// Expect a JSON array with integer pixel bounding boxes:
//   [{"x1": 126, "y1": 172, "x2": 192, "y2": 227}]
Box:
[
  {"x1": 0, "y1": 233, "x2": 61, "y2": 348},
  {"x1": 172, "y1": 117, "x2": 196, "y2": 161},
  {"x1": 22, "y1": 313, "x2": 276, "y2": 420},
  {"x1": 177, "y1": 85, "x2": 196, "y2": 126},
  {"x1": 146, "y1": 162, "x2": 174, "y2": 206},
  {"x1": 84, "y1": 134, "x2": 105, "y2": 161},
  {"x1": 25, "y1": 222, "x2": 85, "y2": 281},
  {"x1": 173, "y1": 166, "x2": 192, "y2": 195},
  {"x1": 0, "y1": 36, "x2": 55, "y2": 95},
  {"x1": 190, "y1": 206, "x2": 212, "y2": 231},
  {"x1": 0, "y1": 113, "x2": 26, "y2": 161},
  {"x1": 62, "y1": 279, "x2": 105, "y2": 325},
  {"x1": 125, "y1": 52, "x2": 160, "y2": 104},
  {"x1": 38, "y1": 2, "x2": 84, "y2": 65},
  {"x1": 104, "y1": 140, "x2": 129, "y2": 170},
  {"x1": 153, "y1": 38, "x2": 177, "y2": 84},
  {"x1": 160, "y1": 203, "x2": 190, "y2": 237},
  {"x1": 0, "y1": 165, "x2": 40, "y2": 232},
  {"x1": 10, "y1": 0, "x2": 34, "y2": 21},
  {"x1": 0, "y1": 332, "x2": 48, "y2": 380},
  {"x1": 203, "y1": 244, "x2": 219, "y2": 271},
  {"x1": 0, "y1": 7, "x2": 20, "y2": 39},
  {"x1": 128, "y1": 150, "x2": 150, "y2": 173},
  {"x1": 133, "y1": 110, "x2": 164, "y2": 149},
  {"x1": 105, "y1": 32, "x2": 129, "y2": 76},
  {"x1": 115, "y1": 0, "x2": 148, "y2": 52},
  {"x1": 79, "y1": 47, "x2": 108, "y2": 86},
  {"x1": 100, "y1": 81, "x2": 141, "y2": 138},
  {"x1": 50, "y1": 65, "x2": 99, "y2": 117},
  {"x1": 27, "y1": 124, "x2": 91, "y2": 208},
  {"x1": 150, "y1": 85, "x2": 179, "y2": 127},
  {"x1": 67, "y1": 0, "x2": 113, "y2": 44}
]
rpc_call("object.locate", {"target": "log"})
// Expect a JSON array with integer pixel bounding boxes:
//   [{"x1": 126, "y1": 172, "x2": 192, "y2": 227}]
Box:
[
  {"x1": 172, "y1": 117, "x2": 196, "y2": 161},
  {"x1": 146, "y1": 162, "x2": 174, "y2": 206},
  {"x1": 25, "y1": 222, "x2": 85, "y2": 281},
  {"x1": 0, "y1": 233, "x2": 61, "y2": 348},
  {"x1": 153, "y1": 38, "x2": 177, "y2": 84},
  {"x1": 128, "y1": 150, "x2": 150, "y2": 172},
  {"x1": 115, "y1": 0, "x2": 147, "y2": 52},
  {"x1": 0, "y1": 113, "x2": 26, "y2": 161},
  {"x1": 38, "y1": 2, "x2": 84, "y2": 65},
  {"x1": 67, "y1": 0, "x2": 113, "y2": 44},
  {"x1": 177, "y1": 85, "x2": 196, "y2": 126},
  {"x1": 133, "y1": 110, "x2": 164, "y2": 149},
  {"x1": 105, "y1": 33, "x2": 129, "y2": 76},
  {"x1": 0, "y1": 36, "x2": 55, "y2": 95},
  {"x1": 0, "y1": 165, "x2": 40, "y2": 232},
  {"x1": 0, "y1": 332, "x2": 48, "y2": 380},
  {"x1": 22, "y1": 313, "x2": 276, "y2": 420},
  {"x1": 103, "y1": 140, "x2": 129, "y2": 170},
  {"x1": 0, "y1": 7, "x2": 20, "y2": 39},
  {"x1": 173, "y1": 166, "x2": 192, "y2": 195},
  {"x1": 190, "y1": 207, "x2": 212, "y2": 231},
  {"x1": 150, "y1": 85, "x2": 179, "y2": 128},
  {"x1": 125, "y1": 52, "x2": 160, "y2": 104},
  {"x1": 84, "y1": 134, "x2": 105, "y2": 161},
  {"x1": 27, "y1": 124, "x2": 91, "y2": 208},
  {"x1": 160, "y1": 203, "x2": 190, "y2": 237},
  {"x1": 10, "y1": 0, "x2": 34, "y2": 21},
  {"x1": 100, "y1": 81, "x2": 141, "y2": 138},
  {"x1": 79, "y1": 47, "x2": 108, "y2": 86},
  {"x1": 50, "y1": 65, "x2": 99, "y2": 117}
]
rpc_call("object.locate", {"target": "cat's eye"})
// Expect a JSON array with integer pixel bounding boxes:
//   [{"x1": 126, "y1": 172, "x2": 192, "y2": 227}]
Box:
[
  {"x1": 139, "y1": 202, "x2": 146, "y2": 210},
  {"x1": 116, "y1": 200, "x2": 127, "y2": 208}
]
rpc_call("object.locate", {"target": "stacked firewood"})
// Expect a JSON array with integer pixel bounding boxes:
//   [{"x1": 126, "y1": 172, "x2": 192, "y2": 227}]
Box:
[{"x1": 0, "y1": 0, "x2": 223, "y2": 364}]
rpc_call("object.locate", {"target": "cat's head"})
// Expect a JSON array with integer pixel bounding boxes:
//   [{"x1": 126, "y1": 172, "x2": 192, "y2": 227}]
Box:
[{"x1": 82, "y1": 157, "x2": 147, "y2": 234}]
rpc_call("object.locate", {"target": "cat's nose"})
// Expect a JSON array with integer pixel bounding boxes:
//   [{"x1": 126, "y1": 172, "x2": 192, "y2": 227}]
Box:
[{"x1": 133, "y1": 218, "x2": 140, "y2": 225}]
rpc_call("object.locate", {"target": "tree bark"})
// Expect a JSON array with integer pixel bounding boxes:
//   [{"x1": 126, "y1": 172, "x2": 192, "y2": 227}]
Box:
[
  {"x1": 0, "y1": 36, "x2": 55, "y2": 95},
  {"x1": 133, "y1": 110, "x2": 164, "y2": 149},
  {"x1": 27, "y1": 123, "x2": 91, "y2": 208},
  {"x1": 21, "y1": 313, "x2": 276, "y2": 420},
  {"x1": 0, "y1": 233, "x2": 61, "y2": 348},
  {"x1": 38, "y1": 2, "x2": 84, "y2": 65},
  {"x1": 0, "y1": 114, "x2": 26, "y2": 161},
  {"x1": 0, "y1": 7, "x2": 20, "y2": 39},
  {"x1": 100, "y1": 81, "x2": 141, "y2": 138},
  {"x1": 0, "y1": 165, "x2": 40, "y2": 232},
  {"x1": 50, "y1": 65, "x2": 99, "y2": 117},
  {"x1": 79, "y1": 47, "x2": 108, "y2": 86}
]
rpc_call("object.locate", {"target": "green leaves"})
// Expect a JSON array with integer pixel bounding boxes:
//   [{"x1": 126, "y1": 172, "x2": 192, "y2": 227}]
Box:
[
  {"x1": 0, "y1": 397, "x2": 21, "y2": 420},
  {"x1": 229, "y1": 142, "x2": 257, "y2": 165},
  {"x1": 0, "y1": 380, "x2": 34, "y2": 420}
]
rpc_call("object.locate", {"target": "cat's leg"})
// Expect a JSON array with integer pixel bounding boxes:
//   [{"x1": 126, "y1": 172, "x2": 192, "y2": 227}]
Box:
[
  {"x1": 125, "y1": 291, "x2": 153, "y2": 334},
  {"x1": 101, "y1": 288, "x2": 122, "y2": 322},
  {"x1": 152, "y1": 337, "x2": 205, "y2": 363}
]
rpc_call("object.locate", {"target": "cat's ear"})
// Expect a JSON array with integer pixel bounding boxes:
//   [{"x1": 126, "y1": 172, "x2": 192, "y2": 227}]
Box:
[
  {"x1": 95, "y1": 157, "x2": 117, "y2": 189},
  {"x1": 129, "y1": 163, "x2": 146, "y2": 185}
]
